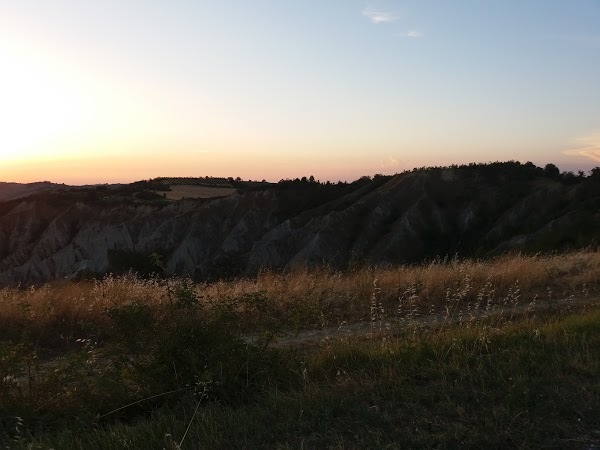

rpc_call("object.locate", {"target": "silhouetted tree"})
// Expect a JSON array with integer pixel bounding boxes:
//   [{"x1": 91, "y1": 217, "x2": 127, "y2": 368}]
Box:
[
  {"x1": 561, "y1": 171, "x2": 578, "y2": 185},
  {"x1": 544, "y1": 163, "x2": 560, "y2": 178}
]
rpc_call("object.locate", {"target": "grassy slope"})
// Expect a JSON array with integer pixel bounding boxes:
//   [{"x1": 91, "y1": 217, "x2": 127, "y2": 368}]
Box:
[
  {"x1": 1, "y1": 250, "x2": 599, "y2": 448},
  {"x1": 2, "y1": 250, "x2": 599, "y2": 342},
  {"x1": 22, "y1": 310, "x2": 600, "y2": 449}
]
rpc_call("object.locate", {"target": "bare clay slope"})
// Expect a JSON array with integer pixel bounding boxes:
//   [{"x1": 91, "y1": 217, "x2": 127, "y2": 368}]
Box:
[{"x1": 1, "y1": 163, "x2": 599, "y2": 283}]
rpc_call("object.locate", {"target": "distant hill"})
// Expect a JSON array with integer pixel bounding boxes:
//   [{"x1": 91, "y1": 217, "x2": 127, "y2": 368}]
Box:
[
  {"x1": 0, "y1": 181, "x2": 70, "y2": 202},
  {"x1": 1, "y1": 162, "x2": 599, "y2": 284},
  {"x1": 0, "y1": 175, "x2": 266, "y2": 205}
]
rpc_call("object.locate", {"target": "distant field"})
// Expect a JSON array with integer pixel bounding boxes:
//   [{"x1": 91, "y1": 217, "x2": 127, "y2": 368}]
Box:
[{"x1": 158, "y1": 185, "x2": 236, "y2": 200}]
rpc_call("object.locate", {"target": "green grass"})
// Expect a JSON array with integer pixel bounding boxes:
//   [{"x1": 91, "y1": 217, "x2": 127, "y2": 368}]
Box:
[{"x1": 4, "y1": 309, "x2": 599, "y2": 449}]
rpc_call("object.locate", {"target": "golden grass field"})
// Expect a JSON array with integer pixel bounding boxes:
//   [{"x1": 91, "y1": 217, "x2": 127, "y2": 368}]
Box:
[
  {"x1": 2, "y1": 249, "x2": 598, "y2": 334},
  {"x1": 158, "y1": 185, "x2": 236, "y2": 200}
]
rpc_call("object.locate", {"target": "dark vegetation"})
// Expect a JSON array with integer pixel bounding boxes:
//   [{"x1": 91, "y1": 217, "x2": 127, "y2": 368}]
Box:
[{"x1": 3, "y1": 161, "x2": 598, "y2": 208}]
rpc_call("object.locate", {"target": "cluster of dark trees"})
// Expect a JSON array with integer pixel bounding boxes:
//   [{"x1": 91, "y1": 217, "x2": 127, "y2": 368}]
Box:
[
  {"x1": 403, "y1": 160, "x2": 599, "y2": 183},
  {"x1": 97, "y1": 161, "x2": 600, "y2": 198},
  {"x1": 276, "y1": 161, "x2": 600, "y2": 188}
]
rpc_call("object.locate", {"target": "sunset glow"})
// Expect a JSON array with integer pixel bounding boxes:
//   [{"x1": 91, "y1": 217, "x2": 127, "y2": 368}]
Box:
[{"x1": 1, "y1": 1, "x2": 599, "y2": 184}]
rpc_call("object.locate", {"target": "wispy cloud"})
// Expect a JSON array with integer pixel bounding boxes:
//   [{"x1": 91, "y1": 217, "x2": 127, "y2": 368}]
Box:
[
  {"x1": 563, "y1": 132, "x2": 600, "y2": 162},
  {"x1": 394, "y1": 30, "x2": 423, "y2": 38},
  {"x1": 380, "y1": 156, "x2": 400, "y2": 170},
  {"x1": 362, "y1": 7, "x2": 400, "y2": 24}
]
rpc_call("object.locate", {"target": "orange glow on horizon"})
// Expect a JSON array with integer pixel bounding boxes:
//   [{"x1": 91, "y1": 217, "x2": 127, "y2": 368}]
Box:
[{"x1": 1, "y1": 140, "x2": 417, "y2": 185}]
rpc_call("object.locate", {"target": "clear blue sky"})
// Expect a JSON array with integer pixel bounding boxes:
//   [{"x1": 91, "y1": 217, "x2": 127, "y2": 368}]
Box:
[{"x1": 1, "y1": 0, "x2": 599, "y2": 183}]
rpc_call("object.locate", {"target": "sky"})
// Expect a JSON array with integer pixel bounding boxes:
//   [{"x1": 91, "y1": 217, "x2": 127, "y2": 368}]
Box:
[{"x1": 0, "y1": 1, "x2": 599, "y2": 184}]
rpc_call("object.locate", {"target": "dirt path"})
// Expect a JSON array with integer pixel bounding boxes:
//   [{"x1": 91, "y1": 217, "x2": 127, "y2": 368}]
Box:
[
  {"x1": 13, "y1": 296, "x2": 597, "y2": 385},
  {"x1": 269, "y1": 295, "x2": 597, "y2": 347}
]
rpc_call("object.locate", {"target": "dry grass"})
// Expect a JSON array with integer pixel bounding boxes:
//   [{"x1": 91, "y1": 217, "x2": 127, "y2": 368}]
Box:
[
  {"x1": 2, "y1": 250, "x2": 600, "y2": 448},
  {"x1": 1, "y1": 250, "x2": 599, "y2": 340},
  {"x1": 158, "y1": 185, "x2": 236, "y2": 200},
  {"x1": 206, "y1": 249, "x2": 600, "y2": 323}
]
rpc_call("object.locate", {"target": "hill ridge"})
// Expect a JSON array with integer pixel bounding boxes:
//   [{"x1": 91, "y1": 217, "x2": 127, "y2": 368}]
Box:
[{"x1": 1, "y1": 162, "x2": 599, "y2": 283}]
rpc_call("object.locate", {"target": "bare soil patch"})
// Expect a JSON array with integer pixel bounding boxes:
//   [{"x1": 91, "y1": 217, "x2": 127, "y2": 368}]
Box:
[{"x1": 158, "y1": 185, "x2": 237, "y2": 200}]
